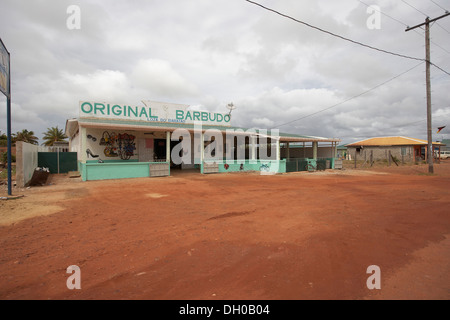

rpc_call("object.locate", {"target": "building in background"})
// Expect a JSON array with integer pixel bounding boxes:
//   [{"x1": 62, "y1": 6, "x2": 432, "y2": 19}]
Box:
[{"x1": 346, "y1": 136, "x2": 445, "y2": 163}]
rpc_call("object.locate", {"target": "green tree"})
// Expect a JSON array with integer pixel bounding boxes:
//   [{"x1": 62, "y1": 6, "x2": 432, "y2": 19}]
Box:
[
  {"x1": 13, "y1": 129, "x2": 39, "y2": 145},
  {"x1": 42, "y1": 126, "x2": 67, "y2": 146},
  {"x1": 0, "y1": 131, "x2": 7, "y2": 147}
]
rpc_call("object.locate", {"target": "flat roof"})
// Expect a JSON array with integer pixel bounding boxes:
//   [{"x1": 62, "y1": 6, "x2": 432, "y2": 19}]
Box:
[{"x1": 66, "y1": 118, "x2": 340, "y2": 143}]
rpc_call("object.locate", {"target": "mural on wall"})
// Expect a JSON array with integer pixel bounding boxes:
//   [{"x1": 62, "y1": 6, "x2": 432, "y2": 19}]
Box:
[
  {"x1": 86, "y1": 149, "x2": 99, "y2": 158},
  {"x1": 98, "y1": 131, "x2": 136, "y2": 160}
]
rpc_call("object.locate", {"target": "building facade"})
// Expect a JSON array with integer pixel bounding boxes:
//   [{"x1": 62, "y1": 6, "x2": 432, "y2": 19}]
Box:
[
  {"x1": 66, "y1": 100, "x2": 341, "y2": 181},
  {"x1": 346, "y1": 136, "x2": 445, "y2": 163}
]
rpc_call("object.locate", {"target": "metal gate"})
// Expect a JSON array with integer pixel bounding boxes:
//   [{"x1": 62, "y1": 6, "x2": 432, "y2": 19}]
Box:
[{"x1": 38, "y1": 152, "x2": 78, "y2": 174}]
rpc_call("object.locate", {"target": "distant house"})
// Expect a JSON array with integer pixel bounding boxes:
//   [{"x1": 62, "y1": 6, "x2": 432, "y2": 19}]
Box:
[
  {"x1": 441, "y1": 139, "x2": 450, "y2": 152},
  {"x1": 346, "y1": 136, "x2": 445, "y2": 163},
  {"x1": 336, "y1": 145, "x2": 347, "y2": 159}
]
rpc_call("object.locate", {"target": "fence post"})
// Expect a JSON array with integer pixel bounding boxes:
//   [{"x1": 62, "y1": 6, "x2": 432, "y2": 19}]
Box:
[
  {"x1": 57, "y1": 147, "x2": 60, "y2": 174},
  {"x1": 388, "y1": 150, "x2": 391, "y2": 166},
  {"x1": 354, "y1": 151, "x2": 357, "y2": 169},
  {"x1": 370, "y1": 150, "x2": 373, "y2": 167}
]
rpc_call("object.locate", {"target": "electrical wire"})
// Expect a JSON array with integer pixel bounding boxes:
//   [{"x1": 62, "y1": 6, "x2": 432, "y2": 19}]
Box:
[
  {"x1": 402, "y1": 0, "x2": 450, "y2": 34},
  {"x1": 430, "y1": 0, "x2": 448, "y2": 12},
  {"x1": 338, "y1": 108, "x2": 450, "y2": 139},
  {"x1": 274, "y1": 62, "x2": 424, "y2": 128},
  {"x1": 244, "y1": 0, "x2": 424, "y2": 62},
  {"x1": 431, "y1": 62, "x2": 450, "y2": 76},
  {"x1": 358, "y1": 0, "x2": 409, "y2": 27},
  {"x1": 358, "y1": 0, "x2": 450, "y2": 55},
  {"x1": 245, "y1": 1, "x2": 450, "y2": 76},
  {"x1": 401, "y1": 0, "x2": 429, "y2": 17}
]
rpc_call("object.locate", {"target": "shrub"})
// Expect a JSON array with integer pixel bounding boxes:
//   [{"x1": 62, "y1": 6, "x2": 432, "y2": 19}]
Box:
[{"x1": 0, "y1": 152, "x2": 16, "y2": 164}]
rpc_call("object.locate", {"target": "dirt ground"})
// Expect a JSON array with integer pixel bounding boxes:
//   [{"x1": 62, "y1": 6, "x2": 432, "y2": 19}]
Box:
[{"x1": 0, "y1": 161, "x2": 449, "y2": 300}]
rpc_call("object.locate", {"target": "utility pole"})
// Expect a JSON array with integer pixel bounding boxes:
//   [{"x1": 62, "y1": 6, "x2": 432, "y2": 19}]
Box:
[{"x1": 406, "y1": 12, "x2": 450, "y2": 174}]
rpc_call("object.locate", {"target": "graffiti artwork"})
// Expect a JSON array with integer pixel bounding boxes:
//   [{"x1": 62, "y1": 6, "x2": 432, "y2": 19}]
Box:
[{"x1": 99, "y1": 131, "x2": 136, "y2": 160}]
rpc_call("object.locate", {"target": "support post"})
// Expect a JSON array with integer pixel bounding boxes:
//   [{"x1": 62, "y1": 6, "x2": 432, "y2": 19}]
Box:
[
  {"x1": 425, "y1": 19, "x2": 433, "y2": 173},
  {"x1": 80, "y1": 127, "x2": 87, "y2": 163},
  {"x1": 286, "y1": 142, "x2": 290, "y2": 160},
  {"x1": 405, "y1": 13, "x2": 450, "y2": 173},
  {"x1": 6, "y1": 91, "x2": 11, "y2": 195},
  {"x1": 251, "y1": 135, "x2": 256, "y2": 161},
  {"x1": 276, "y1": 138, "x2": 280, "y2": 161},
  {"x1": 312, "y1": 141, "x2": 318, "y2": 160},
  {"x1": 166, "y1": 131, "x2": 171, "y2": 163}
]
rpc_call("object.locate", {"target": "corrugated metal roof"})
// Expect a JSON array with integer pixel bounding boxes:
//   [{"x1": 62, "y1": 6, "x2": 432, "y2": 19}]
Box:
[
  {"x1": 346, "y1": 136, "x2": 444, "y2": 147},
  {"x1": 74, "y1": 117, "x2": 340, "y2": 143}
]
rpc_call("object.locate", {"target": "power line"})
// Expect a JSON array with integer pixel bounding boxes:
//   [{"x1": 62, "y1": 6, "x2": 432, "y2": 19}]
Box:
[
  {"x1": 274, "y1": 62, "x2": 424, "y2": 128},
  {"x1": 436, "y1": 22, "x2": 450, "y2": 34},
  {"x1": 358, "y1": 0, "x2": 450, "y2": 55},
  {"x1": 358, "y1": 0, "x2": 409, "y2": 27},
  {"x1": 400, "y1": 0, "x2": 450, "y2": 34},
  {"x1": 337, "y1": 108, "x2": 450, "y2": 139},
  {"x1": 244, "y1": 0, "x2": 424, "y2": 62},
  {"x1": 431, "y1": 62, "x2": 450, "y2": 76},
  {"x1": 397, "y1": 1, "x2": 450, "y2": 35},
  {"x1": 244, "y1": 1, "x2": 450, "y2": 74},
  {"x1": 429, "y1": 0, "x2": 448, "y2": 13},
  {"x1": 401, "y1": 0, "x2": 429, "y2": 17}
]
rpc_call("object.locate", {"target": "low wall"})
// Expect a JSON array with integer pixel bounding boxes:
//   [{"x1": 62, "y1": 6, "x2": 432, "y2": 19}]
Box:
[
  {"x1": 79, "y1": 161, "x2": 169, "y2": 181},
  {"x1": 15, "y1": 142, "x2": 49, "y2": 187},
  {"x1": 203, "y1": 159, "x2": 286, "y2": 174}
]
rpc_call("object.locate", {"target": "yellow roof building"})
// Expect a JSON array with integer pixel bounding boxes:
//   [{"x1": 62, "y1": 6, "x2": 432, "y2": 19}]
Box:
[{"x1": 346, "y1": 136, "x2": 444, "y2": 147}]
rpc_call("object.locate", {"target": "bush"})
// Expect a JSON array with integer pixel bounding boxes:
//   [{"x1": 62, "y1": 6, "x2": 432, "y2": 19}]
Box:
[{"x1": 0, "y1": 152, "x2": 16, "y2": 164}]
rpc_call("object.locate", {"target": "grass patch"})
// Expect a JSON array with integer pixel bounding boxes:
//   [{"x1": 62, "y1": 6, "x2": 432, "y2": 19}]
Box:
[{"x1": 0, "y1": 166, "x2": 16, "y2": 179}]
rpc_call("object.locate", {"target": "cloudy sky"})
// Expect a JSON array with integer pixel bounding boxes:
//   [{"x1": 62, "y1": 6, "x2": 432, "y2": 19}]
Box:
[{"x1": 0, "y1": 0, "x2": 449, "y2": 145}]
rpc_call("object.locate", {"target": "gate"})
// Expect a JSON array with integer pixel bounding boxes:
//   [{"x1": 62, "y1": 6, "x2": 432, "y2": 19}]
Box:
[{"x1": 38, "y1": 152, "x2": 78, "y2": 173}]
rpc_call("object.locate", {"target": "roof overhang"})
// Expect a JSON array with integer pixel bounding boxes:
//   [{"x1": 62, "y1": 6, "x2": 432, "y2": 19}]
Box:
[{"x1": 70, "y1": 117, "x2": 341, "y2": 144}]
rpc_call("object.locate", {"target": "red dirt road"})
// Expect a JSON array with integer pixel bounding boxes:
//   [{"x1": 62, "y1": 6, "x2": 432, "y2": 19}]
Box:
[{"x1": 0, "y1": 162, "x2": 449, "y2": 300}]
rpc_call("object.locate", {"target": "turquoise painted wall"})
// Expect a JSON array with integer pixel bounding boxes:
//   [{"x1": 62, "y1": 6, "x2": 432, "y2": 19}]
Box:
[
  {"x1": 79, "y1": 161, "x2": 168, "y2": 181},
  {"x1": 203, "y1": 159, "x2": 286, "y2": 174}
]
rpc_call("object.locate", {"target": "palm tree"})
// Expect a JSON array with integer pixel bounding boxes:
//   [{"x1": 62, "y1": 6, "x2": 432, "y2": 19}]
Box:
[
  {"x1": 13, "y1": 129, "x2": 39, "y2": 145},
  {"x1": 42, "y1": 126, "x2": 67, "y2": 146}
]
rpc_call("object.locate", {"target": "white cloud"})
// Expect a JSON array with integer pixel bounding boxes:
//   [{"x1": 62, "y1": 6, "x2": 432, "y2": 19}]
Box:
[
  {"x1": 0, "y1": 0, "x2": 449, "y2": 144},
  {"x1": 130, "y1": 59, "x2": 199, "y2": 99}
]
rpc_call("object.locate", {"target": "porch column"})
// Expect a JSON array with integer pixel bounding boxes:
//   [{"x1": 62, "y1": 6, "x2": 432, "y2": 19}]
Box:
[
  {"x1": 251, "y1": 135, "x2": 256, "y2": 161},
  {"x1": 81, "y1": 126, "x2": 87, "y2": 163},
  {"x1": 200, "y1": 131, "x2": 204, "y2": 163},
  {"x1": 166, "y1": 131, "x2": 171, "y2": 163},
  {"x1": 276, "y1": 138, "x2": 280, "y2": 161},
  {"x1": 313, "y1": 141, "x2": 318, "y2": 160},
  {"x1": 286, "y1": 142, "x2": 290, "y2": 160}
]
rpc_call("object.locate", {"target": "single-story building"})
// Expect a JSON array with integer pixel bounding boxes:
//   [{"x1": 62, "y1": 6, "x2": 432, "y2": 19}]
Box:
[
  {"x1": 346, "y1": 136, "x2": 445, "y2": 163},
  {"x1": 65, "y1": 100, "x2": 341, "y2": 181},
  {"x1": 440, "y1": 139, "x2": 450, "y2": 152}
]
